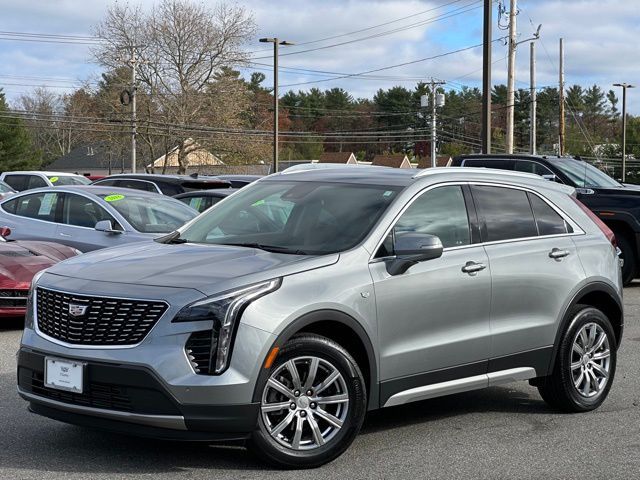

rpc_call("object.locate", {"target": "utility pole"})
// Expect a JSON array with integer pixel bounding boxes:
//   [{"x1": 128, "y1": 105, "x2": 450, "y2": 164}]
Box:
[
  {"x1": 481, "y1": 0, "x2": 492, "y2": 154},
  {"x1": 429, "y1": 79, "x2": 446, "y2": 167},
  {"x1": 259, "y1": 37, "x2": 295, "y2": 173},
  {"x1": 530, "y1": 41, "x2": 537, "y2": 154},
  {"x1": 613, "y1": 83, "x2": 635, "y2": 182},
  {"x1": 559, "y1": 38, "x2": 565, "y2": 156},
  {"x1": 129, "y1": 49, "x2": 138, "y2": 174},
  {"x1": 505, "y1": 0, "x2": 517, "y2": 154}
]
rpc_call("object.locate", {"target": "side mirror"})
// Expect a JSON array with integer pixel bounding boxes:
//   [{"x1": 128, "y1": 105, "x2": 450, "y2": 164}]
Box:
[
  {"x1": 386, "y1": 232, "x2": 443, "y2": 276},
  {"x1": 0, "y1": 226, "x2": 11, "y2": 238},
  {"x1": 541, "y1": 174, "x2": 557, "y2": 182},
  {"x1": 95, "y1": 220, "x2": 122, "y2": 234}
]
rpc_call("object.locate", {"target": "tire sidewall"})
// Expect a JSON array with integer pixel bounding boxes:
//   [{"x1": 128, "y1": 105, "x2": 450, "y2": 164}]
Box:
[
  {"x1": 617, "y1": 234, "x2": 636, "y2": 285},
  {"x1": 558, "y1": 307, "x2": 617, "y2": 411},
  {"x1": 251, "y1": 335, "x2": 367, "y2": 468}
]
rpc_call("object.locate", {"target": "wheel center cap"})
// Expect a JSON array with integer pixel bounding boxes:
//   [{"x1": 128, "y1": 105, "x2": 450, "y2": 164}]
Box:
[
  {"x1": 297, "y1": 396, "x2": 310, "y2": 409},
  {"x1": 582, "y1": 354, "x2": 590, "y2": 365}
]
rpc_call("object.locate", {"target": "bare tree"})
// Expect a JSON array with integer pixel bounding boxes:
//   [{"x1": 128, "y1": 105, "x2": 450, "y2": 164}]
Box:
[{"x1": 93, "y1": 0, "x2": 256, "y2": 173}]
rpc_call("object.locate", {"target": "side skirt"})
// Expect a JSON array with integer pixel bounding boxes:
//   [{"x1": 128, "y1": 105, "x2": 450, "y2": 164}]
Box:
[{"x1": 380, "y1": 346, "x2": 553, "y2": 408}]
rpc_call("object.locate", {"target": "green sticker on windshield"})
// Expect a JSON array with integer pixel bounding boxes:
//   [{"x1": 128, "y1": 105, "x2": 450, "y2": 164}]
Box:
[
  {"x1": 49, "y1": 176, "x2": 59, "y2": 183},
  {"x1": 104, "y1": 194, "x2": 125, "y2": 202},
  {"x1": 383, "y1": 190, "x2": 393, "y2": 197},
  {"x1": 252, "y1": 199, "x2": 265, "y2": 206}
]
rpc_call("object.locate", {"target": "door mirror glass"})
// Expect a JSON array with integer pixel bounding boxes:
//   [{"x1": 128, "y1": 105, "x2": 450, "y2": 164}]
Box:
[
  {"x1": 387, "y1": 232, "x2": 443, "y2": 276},
  {"x1": 95, "y1": 220, "x2": 121, "y2": 234}
]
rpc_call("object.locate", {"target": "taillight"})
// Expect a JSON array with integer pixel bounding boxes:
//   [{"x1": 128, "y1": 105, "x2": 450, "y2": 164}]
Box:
[{"x1": 570, "y1": 196, "x2": 616, "y2": 248}]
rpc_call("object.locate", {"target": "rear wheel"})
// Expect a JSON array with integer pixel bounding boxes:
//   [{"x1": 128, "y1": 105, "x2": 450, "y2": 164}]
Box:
[
  {"x1": 248, "y1": 334, "x2": 367, "y2": 468},
  {"x1": 617, "y1": 233, "x2": 636, "y2": 285},
  {"x1": 537, "y1": 305, "x2": 617, "y2": 412}
]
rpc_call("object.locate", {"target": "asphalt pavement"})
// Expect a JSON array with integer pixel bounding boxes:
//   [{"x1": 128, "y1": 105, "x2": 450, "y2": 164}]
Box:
[{"x1": 1, "y1": 287, "x2": 639, "y2": 479}]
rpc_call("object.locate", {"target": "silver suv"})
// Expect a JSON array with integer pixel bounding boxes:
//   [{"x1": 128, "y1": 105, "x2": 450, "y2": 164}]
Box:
[{"x1": 18, "y1": 166, "x2": 623, "y2": 468}]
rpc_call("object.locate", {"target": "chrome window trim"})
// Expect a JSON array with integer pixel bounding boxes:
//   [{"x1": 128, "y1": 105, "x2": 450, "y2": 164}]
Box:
[
  {"x1": 33, "y1": 285, "x2": 170, "y2": 350},
  {"x1": 369, "y1": 180, "x2": 584, "y2": 262},
  {"x1": 0, "y1": 189, "x2": 133, "y2": 232}
]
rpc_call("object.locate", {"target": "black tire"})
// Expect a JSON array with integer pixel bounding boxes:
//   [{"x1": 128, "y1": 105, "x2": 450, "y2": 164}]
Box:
[
  {"x1": 617, "y1": 233, "x2": 636, "y2": 286},
  {"x1": 537, "y1": 305, "x2": 617, "y2": 412},
  {"x1": 248, "y1": 334, "x2": 367, "y2": 469}
]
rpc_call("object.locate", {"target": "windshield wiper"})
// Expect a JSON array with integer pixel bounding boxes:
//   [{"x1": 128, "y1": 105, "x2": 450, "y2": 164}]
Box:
[
  {"x1": 155, "y1": 231, "x2": 189, "y2": 244},
  {"x1": 221, "y1": 243, "x2": 307, "y2": 255}
]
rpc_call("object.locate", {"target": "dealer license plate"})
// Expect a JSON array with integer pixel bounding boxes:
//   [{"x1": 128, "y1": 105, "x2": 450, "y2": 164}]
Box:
[{"x1": 44, "y1": 357, "x2": 84, "y2": 393}]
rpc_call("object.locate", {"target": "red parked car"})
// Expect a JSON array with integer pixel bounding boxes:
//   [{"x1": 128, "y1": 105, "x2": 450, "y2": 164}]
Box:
[{"x1": 0, "y1": 227, "x2": 80, "y2": 318}]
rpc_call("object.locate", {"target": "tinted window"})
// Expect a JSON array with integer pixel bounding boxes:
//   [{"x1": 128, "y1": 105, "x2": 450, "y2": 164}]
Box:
[
  {"x1": 11, "y1": 192, "x2": 61, "y2": 222},
  {"x1": 180, "y1": 196, "x2": 218, "y2": 213},
  {"x1": 180, "y1": 181, "x2": 400, "y2": 255},
  {"x1": 463, "y1": 159, "x2": 515, "y2": 171},
  {"x1": 528, "y1": 193, "x2": 571, "y2": 236},
  {"x1": 27, "y1": 176, "x2": 48, "y2": 189},
  {"x1": 472, "y1": 186, "x2": 537, "y2": 242},
  {"x1": 3, "y1": 175, "x2": 29, "y2": 191},
  {"x1": 394, "y1": 186, "x2": 470, "y2": 249},
  {"x1": 157, "y1": 182, "x2": 181, "y2": 196},
  {"x1": 112, "y1": 179, "x2": 158, "y2": 192},
  {"x1": 62, "y1": 193, "x2": 119, "y2": 229},
  {"x1": 93, "y1": 179, "x2": 117, "y2": 187},
  {"x1": 515, "y1": 160, "x2": 555, "y2": 177}
]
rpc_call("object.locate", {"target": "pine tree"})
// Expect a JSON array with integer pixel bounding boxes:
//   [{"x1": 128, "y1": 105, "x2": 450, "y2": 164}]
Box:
[{"x1": 0, "y1": 90, "x2": 40, "y2": 171}]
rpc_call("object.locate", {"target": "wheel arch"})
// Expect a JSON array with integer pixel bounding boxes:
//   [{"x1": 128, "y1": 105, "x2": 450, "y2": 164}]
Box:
[
  {"x1": 548, "y1": 282, "x2": 623, "y2": 375},
  {"x1": 252, "y1": 309, "x2": 379, "y2": 411}
]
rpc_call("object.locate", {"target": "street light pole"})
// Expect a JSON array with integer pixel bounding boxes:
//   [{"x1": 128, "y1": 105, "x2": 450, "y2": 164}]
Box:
[
  {"x1": 260, "y1": 37, "x2": 295, "y2": 174},
  {"x1": 614, "y1": 83, "x2": 635, "y2": 182}
]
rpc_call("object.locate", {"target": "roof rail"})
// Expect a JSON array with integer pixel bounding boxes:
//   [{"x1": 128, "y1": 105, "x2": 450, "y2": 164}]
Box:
[
  {"x1": 280, "y1": 163, "x2": 367, "y2": 174},
  {"x1": 412, "y1": 166, "x2": 542, "y2": 181}
]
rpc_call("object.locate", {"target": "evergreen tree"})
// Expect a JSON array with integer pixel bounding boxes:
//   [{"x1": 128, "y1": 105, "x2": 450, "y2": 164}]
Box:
[{"x1": 0, "y1": 90, "x2": 40, "y2": 171}]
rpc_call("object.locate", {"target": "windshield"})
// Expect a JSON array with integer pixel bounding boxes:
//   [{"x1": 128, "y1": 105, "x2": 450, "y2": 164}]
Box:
[
  {"x1": 99, "y1": 192, "x2": 198, "y2": 233},
  {"x1": 179, "y1": 181, "x2": 401, "y2": 254},
  {"x1": 0, "y1": 182, "x2": 14, "y2": 194},
  {"x1": 553, "y1": 158, "x2": 621, "y2": 188},
  {"x1": 50, "y1": 175, "x2": 92, "y2": 186}
]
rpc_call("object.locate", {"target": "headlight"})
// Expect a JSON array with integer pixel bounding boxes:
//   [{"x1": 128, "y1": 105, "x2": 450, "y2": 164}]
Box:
[
  {"x1": 25, "y1": 269, "x2": 47, "y2": 329},
  {"x1": 173, "y1": 278, "x2": 281, "y2": 374}
]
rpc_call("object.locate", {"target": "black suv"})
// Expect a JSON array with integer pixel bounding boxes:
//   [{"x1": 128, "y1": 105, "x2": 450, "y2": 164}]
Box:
[
  {"x1": 452, "y1": 154, "x2": 637, "y2": 284},
  {"x1": 92, "y1": 174, "x2": 230, "y2": 196}
]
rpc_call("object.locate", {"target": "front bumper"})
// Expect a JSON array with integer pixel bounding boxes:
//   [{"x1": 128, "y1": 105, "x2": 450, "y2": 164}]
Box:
[{"x1": 17, "y1": 348, "x2": 259, "y2": 441}]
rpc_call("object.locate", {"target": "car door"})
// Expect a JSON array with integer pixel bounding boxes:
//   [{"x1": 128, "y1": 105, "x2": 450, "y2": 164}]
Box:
[
  {"x1": 55, "y1": 193, "x2": 129, "y2": 252},
  {"x1": 0, "y1": 191, "x2": 61, "y2": 241},
  {"x1": 470, "y1": 184, "x2": 585, "y2": 367},
  {"x1": 369, "y1": 185, "x2": 492, "y2": 392}
]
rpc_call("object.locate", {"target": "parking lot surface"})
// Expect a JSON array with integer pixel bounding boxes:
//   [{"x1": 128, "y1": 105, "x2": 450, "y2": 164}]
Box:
[{"x1": 1, "y1": 287, "x2": 639, "y2": 479}]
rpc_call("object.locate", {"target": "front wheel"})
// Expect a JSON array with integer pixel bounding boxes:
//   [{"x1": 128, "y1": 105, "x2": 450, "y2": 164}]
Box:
[
  {"x1": 537, "y1": 305, "x2": 617, "y2": 412},
  {"x1": 248, "y1": 334, "x2": 367, "y2": 469},
  {"x1": 617, "y1": 233, "x2": 636, "y2": 285}
]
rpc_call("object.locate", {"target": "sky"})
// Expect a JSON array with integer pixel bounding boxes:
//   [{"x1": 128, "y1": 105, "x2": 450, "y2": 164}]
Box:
[{"x1": 1, "y1": 0, "x2": 639, "y2": 113}]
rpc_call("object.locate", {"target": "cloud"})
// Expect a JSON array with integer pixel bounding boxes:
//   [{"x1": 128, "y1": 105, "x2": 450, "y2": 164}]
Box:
[{"x1": 0, "y1": 0, "x2": 638, "y2": 113}]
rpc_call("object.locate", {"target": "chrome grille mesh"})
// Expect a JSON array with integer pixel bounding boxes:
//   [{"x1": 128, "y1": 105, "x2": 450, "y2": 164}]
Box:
[{"x1": 36, "y1": 287, "x2": 168, "y2": 346}]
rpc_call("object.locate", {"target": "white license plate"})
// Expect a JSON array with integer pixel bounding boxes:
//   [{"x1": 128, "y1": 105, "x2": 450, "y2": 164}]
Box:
[{"x1": 45, "y1": 357, "x2": 84, "y2": 393}]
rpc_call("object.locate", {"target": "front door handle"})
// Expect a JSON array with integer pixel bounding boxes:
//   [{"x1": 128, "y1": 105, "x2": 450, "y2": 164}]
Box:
[
  {"x1": 462, "y1": 261, "x2": 486, "y2": 275},
  {"x1": 549, "y1": 248, "x2": 570, "y2": 259},
  {"x1": 59, "y1": 232, "x2": 72, "y2": 237}
]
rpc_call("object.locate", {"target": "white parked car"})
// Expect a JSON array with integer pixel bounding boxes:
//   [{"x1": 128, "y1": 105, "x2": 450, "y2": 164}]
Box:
[{"x1": 0, "y1": 171, "x2": 91, "y2": 191}]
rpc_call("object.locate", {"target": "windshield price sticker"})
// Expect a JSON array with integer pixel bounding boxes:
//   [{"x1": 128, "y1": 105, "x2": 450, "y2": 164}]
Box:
[
  {"x1": 48, "y1": 176, "x2": 59, "y2": 183},
  {"x1": 104, "y1": 194, "x2": 125, "y2": 202}
]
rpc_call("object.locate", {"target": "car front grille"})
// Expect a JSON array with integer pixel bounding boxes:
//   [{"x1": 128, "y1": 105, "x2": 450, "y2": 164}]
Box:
[
  {"x1": 30, "y1": 371, "x2": 133, "y2": 412},
  {"x1": 0, "y1": 289, "x2": 28, "y2": 308},
  {"x1": 36, "y1": 287, "x2": 168, "y2": 346}
]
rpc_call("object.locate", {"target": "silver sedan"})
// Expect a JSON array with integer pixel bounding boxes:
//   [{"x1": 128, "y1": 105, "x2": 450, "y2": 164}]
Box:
[{"x1": 0, "y1": 186, "x2": 198, "y2": 252}]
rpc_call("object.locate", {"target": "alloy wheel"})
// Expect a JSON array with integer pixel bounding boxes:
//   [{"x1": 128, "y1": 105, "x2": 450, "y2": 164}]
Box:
[
  {"x1": 570, "y1": 322, "x2": 611, "y2": 398},
  {"x1": 260, "y1": 356, "x2": 350, "y2": 451}
]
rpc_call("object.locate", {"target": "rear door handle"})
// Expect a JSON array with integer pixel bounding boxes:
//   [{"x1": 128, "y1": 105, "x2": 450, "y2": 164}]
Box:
[
  {"x1": 549, "y1": 248, "x2": 570, "y2": 259},
  {"x1": 59, "y1": 232, "x2": 72, "y2": 237},
  {"x1": 462, "y1": 261, "x2": 486, "y2": 275}
]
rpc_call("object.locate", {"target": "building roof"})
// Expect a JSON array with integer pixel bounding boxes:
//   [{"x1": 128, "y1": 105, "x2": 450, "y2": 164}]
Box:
[
  {"x1": 417, "y1": 156, "x2": 452, "y2": 168},
  {"x1": 318, "y1": 152, "x2": 357, "y2": 164},
  {"x1": 148, "y1": 138, "x2": 224, "y2": 169},
  {"x1": 47, "y1": 143, "x2": 115, "y2": 171},
  {"x1": 371, "y1": 154, "x2": 412, "y2": 168}
]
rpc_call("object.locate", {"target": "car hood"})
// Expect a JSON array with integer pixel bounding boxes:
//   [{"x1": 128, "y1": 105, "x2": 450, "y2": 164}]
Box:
[
  {"x1": 0, "y1": 241, "x2": 66, "y2": 287},
  {"x1": 45, "y1": 241, "x2": 339, "y2": 296}
]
